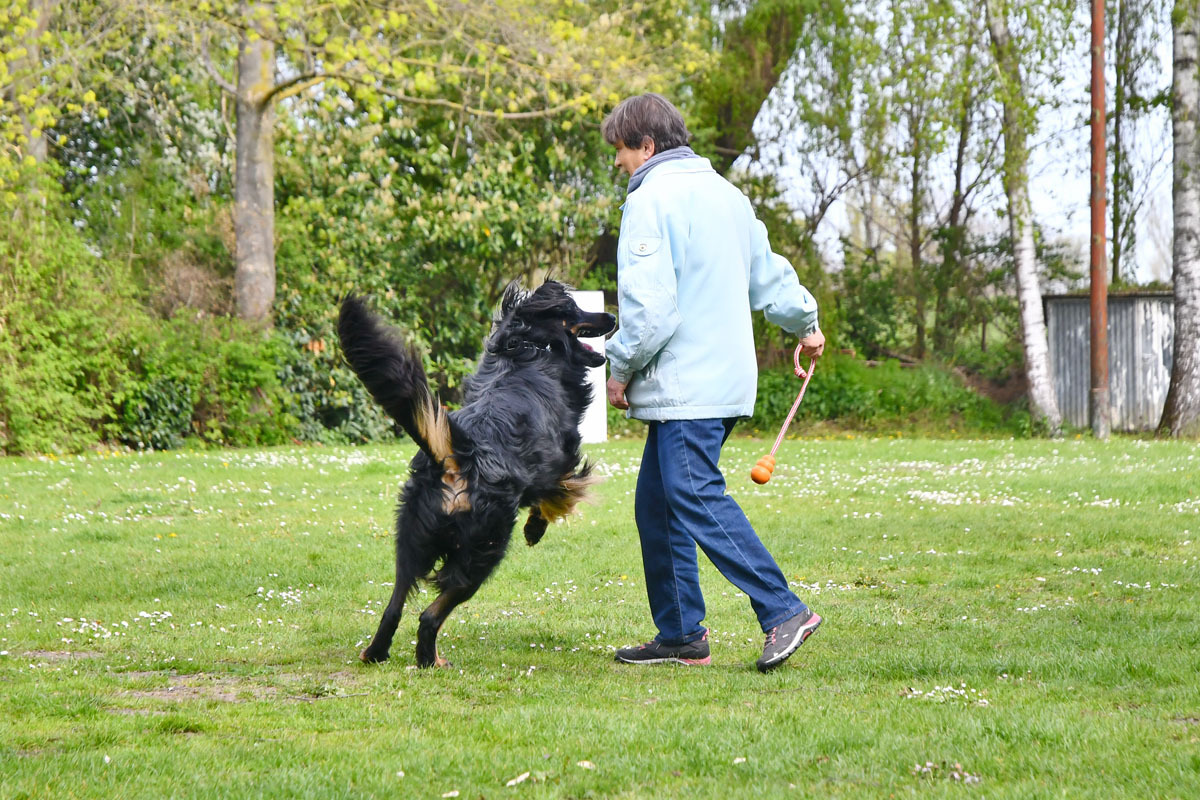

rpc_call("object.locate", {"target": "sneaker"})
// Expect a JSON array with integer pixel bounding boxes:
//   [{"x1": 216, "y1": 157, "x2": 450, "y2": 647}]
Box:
[
  {"x1": 614, "y1": 632, "x2": 711, "y2": 665},
  {"x1": 756, "y1": 610, "x2": 822, "y2": 673}
]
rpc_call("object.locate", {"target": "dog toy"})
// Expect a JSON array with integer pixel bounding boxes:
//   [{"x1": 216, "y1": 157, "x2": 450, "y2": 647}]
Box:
[{"x1": 751, "y1": 344, "x2": 817, "y2": 484}]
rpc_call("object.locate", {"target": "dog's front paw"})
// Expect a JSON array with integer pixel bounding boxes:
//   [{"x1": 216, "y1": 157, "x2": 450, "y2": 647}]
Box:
[
  {"x1": 524, "y1": 514, "x2": 548, "y2": 547},
  {"x1": 360, "y1": 646, "x2": 389, "y2": 664},
  {"x1": 415, "y1": 653, "x2": 453, "y2": 669}
]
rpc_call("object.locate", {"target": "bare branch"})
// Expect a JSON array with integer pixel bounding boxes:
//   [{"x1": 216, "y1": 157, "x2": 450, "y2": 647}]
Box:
[
  {"x1": 339, "y1": 75, "x2": 582, "y2": 120},
  {"x1": 264, "y1": 73, "x2": 327, "y2": 105},
  {"x1": 202, "y1": 35, "x2": 237, "y2": 97}
]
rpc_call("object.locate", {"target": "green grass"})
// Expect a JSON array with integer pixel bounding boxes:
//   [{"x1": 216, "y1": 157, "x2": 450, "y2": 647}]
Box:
[{"x1": 1, "y1": 435, "x2": 1198, "y2": 798}]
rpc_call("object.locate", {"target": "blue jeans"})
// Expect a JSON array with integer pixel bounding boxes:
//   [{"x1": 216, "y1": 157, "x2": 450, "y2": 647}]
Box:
[{"x1": 635, "y1": 418, "x2": 808, "y2": 645}]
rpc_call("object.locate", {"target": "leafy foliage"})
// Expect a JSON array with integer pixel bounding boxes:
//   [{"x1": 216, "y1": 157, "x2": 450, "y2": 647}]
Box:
[
  {"x1": 746, "y1": 353, "x2": 1029, "y2": 435},
  {"x1": 0, "y1": 167, "x2": 295, "y2": 455},
  {"x1": 0, "y1": 170, "x2": 144, "y2": 454},
  {"x1": 0, "y1": 1, "x2": 130, "y2": 191},
  {"x1": 272, "y1": 94, "x2": 624, "y2": 406},
  {"x1": 4, "y1": 0, "x2": 1130, "y2": 451},
  {"x1": 836, "y1": 246, "x2": 903, "y2": 359},
  {"x1": 116, "y1": 313, "x2": 298, "y2": 450}
]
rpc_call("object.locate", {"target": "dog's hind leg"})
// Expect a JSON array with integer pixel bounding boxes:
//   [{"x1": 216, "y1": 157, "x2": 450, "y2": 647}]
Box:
[
  {"x1": 361, "y1": 513, "x2": 437, "y2": 664},
  {"x1": 415, "y1": 510, "x2": 515, "y2": 667},
  {"x1": 415, "y1": 583, "x2": 480, "y2": 668},
  {"x1": 360, "y1": 572, "x2": 416, "y2": 664},
  {"x1": 523, "y1": 508, "x2": 548, "y2": 546}
]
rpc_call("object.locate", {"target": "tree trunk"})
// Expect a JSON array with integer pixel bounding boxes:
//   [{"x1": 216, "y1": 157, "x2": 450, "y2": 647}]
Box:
[
  {"x1": 233, "y1": 23, "x2": 276, "y2": 324},
  {"x1": 1111, "y1": 0, "x2": 1128, "y2": 285},
  {"x1": 14, "y1": 0, "x2": 53, "y2": 163},
  {"x1": 910, "y1": 127, "x2": 927, "y2": 360},
  {"x1": 1159, "y1": 0, "x2": 1200, "y2": 436},
  {"x1": 986, "y1": 0, "x2": 1063, "y2": 433},
  {"x1": 1009, "y1": 172, "x2": 1062, "y2": 432}
]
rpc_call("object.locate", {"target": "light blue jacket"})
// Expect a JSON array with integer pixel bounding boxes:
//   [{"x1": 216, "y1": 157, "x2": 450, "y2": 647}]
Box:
[{"x1": 606, "y1": 156, "x2": 819, "y2": 421}]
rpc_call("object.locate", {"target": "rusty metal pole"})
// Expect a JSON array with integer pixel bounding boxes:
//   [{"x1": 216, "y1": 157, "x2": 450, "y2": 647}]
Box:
[{"x1": 1090, "y1": 0, "x2": 1111, "y2": 438}]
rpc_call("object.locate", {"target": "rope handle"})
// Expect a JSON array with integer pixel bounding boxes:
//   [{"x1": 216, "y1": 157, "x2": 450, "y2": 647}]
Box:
[{"x1": 751, "y1": 343, "x2": 817, "y2": 484}]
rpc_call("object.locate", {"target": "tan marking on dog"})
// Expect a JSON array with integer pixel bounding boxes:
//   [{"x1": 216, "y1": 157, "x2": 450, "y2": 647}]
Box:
[
  {"x1": 413, "y1": 392, "x2": 469, "y2": 514},
  {"x1": 538, "y1": 471, "x2": 603, "y2": 522},
  {"x1": 431, "y1": 605, "x2": 454, "y2": 667},
  {"x1": 440, "y1": 457, "x2": 471, "y2": 514},
  {"x1": 414, "y1": 392, "x2": 454, "y2": 464}
]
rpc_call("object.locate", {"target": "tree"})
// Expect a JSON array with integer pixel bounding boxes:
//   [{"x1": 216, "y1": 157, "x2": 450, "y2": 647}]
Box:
[
  {"x1": 984, "y1": 0, "x2": 1066, "y2": 433},
  {"x1": 179, "y1": 0, "x2": 704, "y2": 323},
  {"x1": 1159, "y1": 0, "x2": 1200, "y2": 436},
  {"x1": 928, "y1": 11, "x2": 1003, "y2": 360},
  {"x1": 271, "y1": 93, "x2": 631, "y2": 396},
  {"x1": 748, "y1": 0, "x2": 881, "y2": 250},
  {"x1": 1109, "y1": 0, "x2": 1171, "y2": 285},
  {"x1": 5, "y1": 0, "x2": 52, "y2": 165},
  {"x1": 877, "y1": 0, "x2": 987, "y2": 361},
  {"x1": 0, "y1": 1, "x2": 126, "y2": 186},
  {"x1": 690, "y1": 0, "x2": 818, "y2": 176}
]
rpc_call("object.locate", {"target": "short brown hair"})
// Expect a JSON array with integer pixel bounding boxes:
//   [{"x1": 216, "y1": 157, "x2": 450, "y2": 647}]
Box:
[{"x1": 600, "y1": 93, "x2": 691, "y2": 152}]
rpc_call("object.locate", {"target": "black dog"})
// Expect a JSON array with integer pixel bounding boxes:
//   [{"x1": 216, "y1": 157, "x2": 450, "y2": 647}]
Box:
[{"x1": 338, "y1": 281, "x2": 616, "y2": 667}]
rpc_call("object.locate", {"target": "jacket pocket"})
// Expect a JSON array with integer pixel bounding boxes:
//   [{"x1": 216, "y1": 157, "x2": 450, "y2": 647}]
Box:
[
  {"x1": 629, "y1": 350, "x2": 680, "y2": 408},
  {"x1": 628, "y1": 236, "x2": 662, "y2": 258}
]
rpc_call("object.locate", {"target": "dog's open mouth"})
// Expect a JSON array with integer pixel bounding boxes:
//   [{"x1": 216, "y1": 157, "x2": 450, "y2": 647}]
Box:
[
  {"x1": 571, "y1": 313, "x2": 616, "y2": 342},
  {"x1": 572, "y1": 325, "x2": 608, "y2": 340}
]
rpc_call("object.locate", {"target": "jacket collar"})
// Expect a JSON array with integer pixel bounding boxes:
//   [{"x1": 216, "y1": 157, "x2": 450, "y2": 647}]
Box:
[{"x1": 626, "y1": 146, "x2": 706, "y2": 195}]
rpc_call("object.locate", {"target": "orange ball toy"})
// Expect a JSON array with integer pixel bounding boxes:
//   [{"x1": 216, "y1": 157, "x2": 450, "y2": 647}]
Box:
[{"x1": 750, "y1": 454, "x2": 776, "y2": 484}]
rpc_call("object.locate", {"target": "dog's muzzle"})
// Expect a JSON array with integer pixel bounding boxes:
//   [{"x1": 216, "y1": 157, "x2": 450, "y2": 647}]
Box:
[{"x1": 571, "y1": 312, "x2": 616, "y2": 340}]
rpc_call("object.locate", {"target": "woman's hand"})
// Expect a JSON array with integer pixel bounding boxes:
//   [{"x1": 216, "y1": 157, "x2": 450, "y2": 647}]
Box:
[
  {"x1": 798, "y1": 329, "x2": 825, "y2": 359},
  {"x1": 607, "y1": 377, "x2": 630, "y2": 410}
]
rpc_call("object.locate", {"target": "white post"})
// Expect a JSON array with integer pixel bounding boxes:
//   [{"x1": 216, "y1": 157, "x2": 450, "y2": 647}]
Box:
[{"x1": 570, "y1": 290, "x2": 608, "y2": 444}]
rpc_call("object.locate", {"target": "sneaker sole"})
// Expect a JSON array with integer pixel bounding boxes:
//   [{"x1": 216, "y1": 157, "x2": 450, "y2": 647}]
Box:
[
  {"x1": 614, "y1": 655, "x2": 712, "y2": 666},
  {"x1": 757, "y1": 613, "x2": 822, "y2": 672}
]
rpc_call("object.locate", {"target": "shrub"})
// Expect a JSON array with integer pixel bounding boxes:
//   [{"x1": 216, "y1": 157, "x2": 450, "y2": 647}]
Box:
[
  {"x1": 118, "y1": 376, "x2": 194, "y2": 451},
  {"x1": 273, "y1": 321, "x2": 398, "y2": 445},
  {"x1": 745, "y1": 352, "x2": 1029, "y2": 436},
  {"x1": 0, "y1": 171, "x2": 146, "y2": 455},
  {"x1": 116, "y1": 314, "x2": 299, "y2": 449}
]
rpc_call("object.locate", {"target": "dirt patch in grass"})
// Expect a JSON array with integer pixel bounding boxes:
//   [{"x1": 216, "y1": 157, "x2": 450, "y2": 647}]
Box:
[
  {"x1": 22, "y1": 650, "x2": 103, "y2": 661},
  {"x1": 122, "y1": 673, "x2": 278, "y2": 703},
  {"x1": 106, "y1": 707, "x2": 169, "y2": 716},
  {"x1": 116, "y1": 670, "x2": 367, "y2": 705}
]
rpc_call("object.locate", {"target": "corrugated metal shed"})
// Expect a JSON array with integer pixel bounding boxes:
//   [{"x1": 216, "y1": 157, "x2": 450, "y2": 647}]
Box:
[{"x1": 1044, "y1": 293, "x2": 1175, "y2": 431}]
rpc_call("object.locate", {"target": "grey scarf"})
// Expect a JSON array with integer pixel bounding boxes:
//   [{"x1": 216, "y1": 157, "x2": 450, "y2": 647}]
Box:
[{"x1": 626, "y1": 145, "x2": 700, "y2": 195}]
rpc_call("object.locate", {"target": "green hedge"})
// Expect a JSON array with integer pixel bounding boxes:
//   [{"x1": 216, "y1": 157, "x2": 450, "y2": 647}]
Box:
[
  {"x1": 116, "y1": 314, "x2": 298, "y2": 450},
  {"x1": 0, "y1": 173, "x2": 298, "y2": 455},
  {"x1": 0, "y1": 175, "x2": 139, "y2": 454},
  {"x1": 603, "y1": 353, "x2": 1029, "y2": 440},
  {"x1": 1, "y1": 169, "x2": 1030, "y2": 455},
  {"x1": 745, "y1": 353, "x2": 1030, "y2": 436}
]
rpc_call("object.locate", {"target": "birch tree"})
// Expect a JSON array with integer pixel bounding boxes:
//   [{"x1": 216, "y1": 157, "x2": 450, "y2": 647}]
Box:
[
  {"x1": 1159, "y1": 0, "x2": 1200, "y2": 436},
  {"x1": 1109, "y1": 0, "x2": 1171, "y2": 285},
  {"x1": 984, "y1": 0, "x2": 1066, "y2": 433}
]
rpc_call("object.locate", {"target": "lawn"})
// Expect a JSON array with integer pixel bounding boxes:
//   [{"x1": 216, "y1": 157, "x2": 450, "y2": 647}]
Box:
[{"x1": 0, "y1": 435, "x2": 1197, "y2": 798}]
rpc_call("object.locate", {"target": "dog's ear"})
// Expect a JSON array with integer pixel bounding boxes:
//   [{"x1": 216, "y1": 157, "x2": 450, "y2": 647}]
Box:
[
  {"x1": 499, "y1": 281, "x2": 527, "y2": 319},
  {"x1": 486, "y1": 317, "x2": 532, "y2": 355}
]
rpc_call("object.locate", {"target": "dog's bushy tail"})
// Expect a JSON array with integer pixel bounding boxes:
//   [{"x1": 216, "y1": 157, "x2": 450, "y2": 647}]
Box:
[{"x1": 337, "y1": 296, "x2": 454, "y2": 465}]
